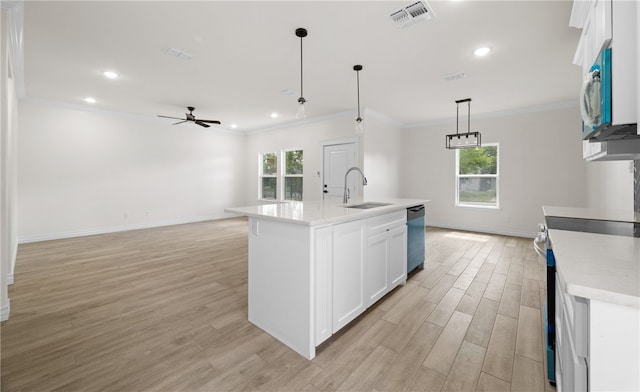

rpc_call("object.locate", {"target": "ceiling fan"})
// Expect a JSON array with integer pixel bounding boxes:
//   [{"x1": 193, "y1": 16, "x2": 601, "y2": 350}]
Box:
[{"x1": 157, "y1": 106, "x2": 221, "y2": 128}]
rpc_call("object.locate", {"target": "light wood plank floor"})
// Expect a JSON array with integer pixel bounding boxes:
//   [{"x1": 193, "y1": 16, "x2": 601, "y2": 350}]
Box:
[{"x1": 1, "y1": 218, "x2": 556, "y2": 392}]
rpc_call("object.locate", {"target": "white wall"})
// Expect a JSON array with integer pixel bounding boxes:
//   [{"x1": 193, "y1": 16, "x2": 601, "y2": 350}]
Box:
[
  {"x1": 399, "y1": 105, "x2": 588, "y2": 237},
  {"x1": 363, "y1": 109, "x2": 403, "y2": 200},
  {"x1": 18, "y1": 100, "x2": 246, "y2": 242},
  {"x1": 244, "y1": 113, "x2": 360, "y2": 204},
  {"x1": 585, "y1": 160, "x2": 635, "y2": 210},
  {"x1": 1, "y1": 4, "x2": 20, "y2": 321}
]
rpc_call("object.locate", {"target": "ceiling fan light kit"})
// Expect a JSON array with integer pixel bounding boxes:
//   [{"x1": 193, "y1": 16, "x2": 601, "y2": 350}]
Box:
[
  {"x1": 445, "y1": 98, "x2": 482, "y2": 149},
  {"x1": 295, "y1": 27, "x2": 308, "y2": 120}
]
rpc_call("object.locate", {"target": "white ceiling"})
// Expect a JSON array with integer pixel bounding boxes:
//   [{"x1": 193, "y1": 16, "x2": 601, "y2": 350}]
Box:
[{"x1": 22, "y1": 0, "x2": 582, "y2": 132}]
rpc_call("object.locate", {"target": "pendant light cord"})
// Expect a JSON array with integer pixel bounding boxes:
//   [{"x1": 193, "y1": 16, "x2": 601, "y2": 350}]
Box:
[
  {"x1": 356, "y1": 70, "x2": 361, "y2": 118},
  {"x1": 456, "y1": 102, "x2": 459, "y2": 135},
  {"x1": 299, "y1": 36, "x2": 304, "y2": 99},
  {"x1": 467, "y1": 100, "x2": 470, "y2": 133}
]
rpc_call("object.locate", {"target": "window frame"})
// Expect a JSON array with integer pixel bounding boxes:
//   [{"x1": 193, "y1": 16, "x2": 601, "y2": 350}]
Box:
[
  {"x1": 455, "y1": 143, "x2": 500, "y2": 209},
  {"x1": 259, "y1": 152, "x2": 278, "y2": 201},
  {"x1": 258, "y1": 149, "x2": 304, "y2": 202},
  {"x1": 282, "y1": 149, "x2": 304, "y2": 202}
]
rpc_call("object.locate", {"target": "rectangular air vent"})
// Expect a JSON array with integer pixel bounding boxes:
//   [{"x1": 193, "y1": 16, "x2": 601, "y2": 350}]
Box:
[
  {"x1": 444, "y1": 72, "x2": 466, "y2": 82},
  {"x1": 389, "y1": 1, "x2": 435, "y2": 29},
  {"x1": 162, "y1": 47, "x2": 193, "y2": 61}
]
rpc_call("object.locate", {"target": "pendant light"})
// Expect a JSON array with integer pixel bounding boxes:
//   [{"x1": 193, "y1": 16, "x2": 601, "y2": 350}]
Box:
[
  {"x1": 445, "y1": 98, "x2": 481, "y2": 149},
  {"x1": 354, "y1": 64, "x2": 364, "y2": 134},
  {"x1": 295, "y1": 28, "x2": 308, "y2": 120}
]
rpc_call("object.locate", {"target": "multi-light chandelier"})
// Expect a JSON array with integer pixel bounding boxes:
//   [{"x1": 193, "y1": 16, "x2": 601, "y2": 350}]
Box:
[{"x1": 445, "y1": 98, "x2": 482, "y2": 149}]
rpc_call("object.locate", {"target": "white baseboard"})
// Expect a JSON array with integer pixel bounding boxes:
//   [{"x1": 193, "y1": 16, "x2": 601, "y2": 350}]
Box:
[
  {"x1": 18, "y1": 213, "x2": 237, "y2": 244},
  {"x1": 1, "y1": 300, "x2": 10, "y2": 322},
  {"x1": 10, "y1": 241, "x2": 17, "y2": 284},
  {"x1": 426, "y1": 223, "x2": 537, "y2": 239}
]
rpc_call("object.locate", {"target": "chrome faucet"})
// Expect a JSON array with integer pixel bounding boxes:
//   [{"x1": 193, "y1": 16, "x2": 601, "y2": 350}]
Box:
[{"x1": 343, "y1": 167, "x2": 368, "y2": 203}]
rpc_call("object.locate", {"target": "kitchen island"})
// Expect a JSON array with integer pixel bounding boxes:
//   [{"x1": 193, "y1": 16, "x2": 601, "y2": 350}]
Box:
[
  {"x1": 225, "y1": 198, "x2": 428, "y2": 359},
  {"x1": 543, "y1": 206, "x2": 640, "y2": 391}
]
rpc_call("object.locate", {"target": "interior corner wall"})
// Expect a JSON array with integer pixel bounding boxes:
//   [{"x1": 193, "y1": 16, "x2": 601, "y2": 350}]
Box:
[
  {"x1": 17, "y1": 100, "x2": 247, "y2": 242},
  {"x1": 244, "y1": 115, "x2": 358, "y2": 204},
  {"x1": 399, "y1": 105, "x2": 588, "y2": 237},
  {"x1": 362, "y1": 111, "x2": 403, "y2": 200}
]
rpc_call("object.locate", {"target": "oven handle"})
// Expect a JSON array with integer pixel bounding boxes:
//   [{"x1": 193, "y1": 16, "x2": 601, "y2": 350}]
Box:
[{"x1": 533, "y1": 238, "x2": 546, "y2": 257}]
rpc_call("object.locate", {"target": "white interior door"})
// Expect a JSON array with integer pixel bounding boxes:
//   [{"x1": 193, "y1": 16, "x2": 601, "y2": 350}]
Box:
[{"x1": 323, "y1": 143, "x2": 356, "y2": 201}]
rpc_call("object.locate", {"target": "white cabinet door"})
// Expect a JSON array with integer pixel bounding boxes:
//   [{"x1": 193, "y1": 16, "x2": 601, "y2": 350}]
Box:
[
  {"x1": 332, "y1": 220, "x2": 366, "y2": 332},
  {"x1": 314, "y1": 226, "x2": 333, "y2": 345},
  {"x1": 365, "y1": 223, "x2": 407, "y2": 308},
  {"x1": 387, "y1": 225, "x2": 407, "y2": 288},
  {"x1": 555, "y1": 272, "x2": 588, "y2": 392},
  {"x1": 365, "y1": 232, "x2": 388, "y2": 307}
]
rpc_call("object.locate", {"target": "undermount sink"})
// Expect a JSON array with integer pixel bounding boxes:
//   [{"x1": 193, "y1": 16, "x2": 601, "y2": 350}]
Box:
[{"x1": 343, "y1": 202, "x2": 392, "y2": 209}]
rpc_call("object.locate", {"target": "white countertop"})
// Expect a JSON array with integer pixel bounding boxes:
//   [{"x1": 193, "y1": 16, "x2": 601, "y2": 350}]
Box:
[
  {"x1": 225, "y1": 198, "x2": 429, "y2": 226},
  {"x1": 543, "y1": 206, "x2": 640, "y2": 223},
  {"x1": 548, "y1": 229, "x2": 640, "y2": 309}
]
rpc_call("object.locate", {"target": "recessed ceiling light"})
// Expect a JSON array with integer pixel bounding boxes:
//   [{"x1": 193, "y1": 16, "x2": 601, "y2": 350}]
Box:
[
  {"x1": 230, "y1": 123, "x2": 238, "y2": 129},
  {"x1": 473, "y1": 47, "x2": 491, "y2": 57},
  {"x1": 270, "y1": 112, "x2": 279, "y2": 119},
  {"x1": 84, "y1": 97, "x2": 96, "y2": 104},
  {"x1": 103, "y1": 71, "x2": 119, "y2": 79}
]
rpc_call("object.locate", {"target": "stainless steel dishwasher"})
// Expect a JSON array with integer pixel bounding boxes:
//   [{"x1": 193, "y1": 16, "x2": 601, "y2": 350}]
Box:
[{"x1": 407, "y1": 205, "x2": 425, "y2": 273}]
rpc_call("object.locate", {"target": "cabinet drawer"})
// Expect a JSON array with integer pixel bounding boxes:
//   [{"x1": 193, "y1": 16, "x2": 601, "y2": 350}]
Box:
[{"x1": 367, "y1": 210, "x2": 406, "y2": 237}]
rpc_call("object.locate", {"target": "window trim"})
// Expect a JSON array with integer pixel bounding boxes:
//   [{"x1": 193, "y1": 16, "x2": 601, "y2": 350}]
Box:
[
  {"x1": 258, "y1": 149, "x2": 304, "y2": 202},
  {"x1": 259, "y1": 152, "x2": 278, "y2": 201},
  {"x1": 282, "y1": 148, "x2": 304, "y2": 201},
  {"x1": 455, "y1": 143, "x2": 500, "y2": 209}
]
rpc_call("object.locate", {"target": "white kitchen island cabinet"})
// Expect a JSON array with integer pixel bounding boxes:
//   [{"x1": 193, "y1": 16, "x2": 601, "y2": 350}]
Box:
[
  {"x1": 226, "y1": 199, "x2": 427, "y2": 359},
  {"x1": 365, "y1": 211, "x2": 407, "y2": 308},
  {"x1": 331, "y1": 219, "x2": 366, "y2": 333},
  {"x1": 548, "y1": 229, "x2": 640, "y2": 391}
]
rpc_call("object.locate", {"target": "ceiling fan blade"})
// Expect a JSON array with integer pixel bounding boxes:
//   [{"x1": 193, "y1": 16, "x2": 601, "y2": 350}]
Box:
[
  {"x1": 198, "y1": 119, "x2": 221, "y2": 124},
  {"x1": 158, "y1": 115, "x2": 184, "y2": 120},
  {"x1": 172, "y1": 120, "x2": 187, "y2": 125},
  {"x1": 195, "y1": 121, "x2": 211, "y2": 128}
]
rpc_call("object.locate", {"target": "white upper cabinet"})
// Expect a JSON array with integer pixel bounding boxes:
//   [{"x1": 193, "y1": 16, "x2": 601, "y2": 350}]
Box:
[{"x1": 571, "y1": 0, "x2": 612, "y2": 73}]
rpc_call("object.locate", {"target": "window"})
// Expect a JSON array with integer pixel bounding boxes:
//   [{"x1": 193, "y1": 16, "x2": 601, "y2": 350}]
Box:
[
  {"x1": 260, "y1": 152, "x2": 278, "y2": 200},
  {"x1": 259, "y1": 149, "x2": 304, "y2": 201},
  {"x1": 284, "y1": 150, "x2": 303, "y2": 201},
  {"x1": 456, "y1": 144, "x2": 499, "y2": 208}
]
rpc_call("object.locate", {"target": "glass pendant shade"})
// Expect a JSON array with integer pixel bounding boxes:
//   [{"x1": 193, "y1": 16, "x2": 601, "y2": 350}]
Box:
[
  {"x1": 296, "y1": 104, "x2": 306, "y2": 120},
  {"x1": 446, "y1": 131, "x2": 481, "y2": 149},
  {"x1": 355, "y1": 117, "x2": 364, "y2": 134},
  {"x1": 296, "y1": 100, "x2": 307, "y2": 120}
]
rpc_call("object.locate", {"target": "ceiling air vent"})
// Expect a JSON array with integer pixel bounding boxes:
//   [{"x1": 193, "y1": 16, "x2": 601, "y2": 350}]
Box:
[
  {"x1": 443, "y1": 72, "x2": 466, "y2": 82},
  {"x1": 162, "y1": 47, "x2": 193, "y2": 61},
  {"x1": 389, "y1": 1, "x2": 435, "y2": 29}
]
